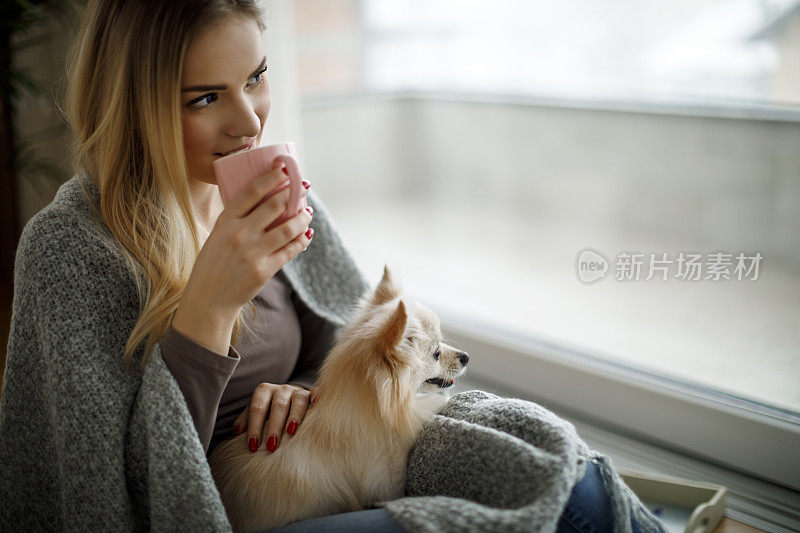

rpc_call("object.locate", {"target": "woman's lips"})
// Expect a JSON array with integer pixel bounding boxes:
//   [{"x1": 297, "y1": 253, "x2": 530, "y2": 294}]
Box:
[{"x1": 214, "y1": 142, "x2": 254, "y2": 157}]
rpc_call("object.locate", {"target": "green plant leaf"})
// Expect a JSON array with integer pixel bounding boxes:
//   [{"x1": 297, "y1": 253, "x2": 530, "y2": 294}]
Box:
[
  {"x1": 19, "y1": 123, "x2": 69, "y2": 144},
  {"x1": 4, "y1": 0, "x2": 86, "y2": 197},
  {"x1": 10, "y1": 31, "x2": 54, "y2": 51}
]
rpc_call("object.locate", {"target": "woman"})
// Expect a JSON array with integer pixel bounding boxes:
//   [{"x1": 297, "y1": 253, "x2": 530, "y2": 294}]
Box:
[
  {"x1": 0, "y1": 0, "x2": 401, "y2": 530},
  {"x1": 0, "y1": 1, "x2": 663, "y2": 531}
]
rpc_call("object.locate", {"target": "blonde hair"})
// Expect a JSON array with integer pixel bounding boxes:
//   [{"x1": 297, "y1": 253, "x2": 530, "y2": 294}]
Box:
[{"x1": 64, "y1": 0, "x2": 266, "y2": 371}]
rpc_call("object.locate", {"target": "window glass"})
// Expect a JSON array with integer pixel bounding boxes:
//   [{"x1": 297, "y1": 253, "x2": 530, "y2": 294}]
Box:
[{"x1": 293, "y1": 0, "x2": 800, "y2": 416}]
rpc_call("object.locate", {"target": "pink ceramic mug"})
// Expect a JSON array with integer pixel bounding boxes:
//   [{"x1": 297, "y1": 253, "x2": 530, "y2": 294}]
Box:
[{"x1": 213, "y1": 142, "x2": 306, "y2": 232}]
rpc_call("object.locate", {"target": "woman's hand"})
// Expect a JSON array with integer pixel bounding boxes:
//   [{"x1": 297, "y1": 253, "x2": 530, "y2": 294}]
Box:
[
  {"x1": 182, "y1": 168, "x2": 314, "y2": 324},
  {"x1": 232, "y1": 383, "x2": 312, "y2": 453}
]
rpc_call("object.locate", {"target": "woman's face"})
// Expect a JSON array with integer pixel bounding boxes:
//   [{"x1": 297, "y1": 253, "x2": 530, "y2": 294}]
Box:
[{"x1": 181, "y1": 16, "x2": 270, "y2": 184}]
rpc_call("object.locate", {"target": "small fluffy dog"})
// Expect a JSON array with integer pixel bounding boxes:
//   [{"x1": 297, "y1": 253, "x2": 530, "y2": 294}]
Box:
[{"x1": 208, "y1": 265, "x2": 469, "y2": 532}]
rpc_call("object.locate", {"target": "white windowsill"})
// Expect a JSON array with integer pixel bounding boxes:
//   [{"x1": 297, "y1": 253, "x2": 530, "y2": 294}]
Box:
[{"x1": 426, "y1": 302, "x2": 800, "y2": 486}]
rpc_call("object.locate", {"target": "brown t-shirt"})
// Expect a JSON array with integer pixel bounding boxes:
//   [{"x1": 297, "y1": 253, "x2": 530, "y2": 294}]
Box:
[{"x1": 161, "y1": 269, "x2": 336, "y2": 456}]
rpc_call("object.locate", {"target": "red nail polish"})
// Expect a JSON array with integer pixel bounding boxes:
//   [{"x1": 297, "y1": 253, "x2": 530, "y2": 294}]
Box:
[
  {"x1": 287, "y1": 420, "x2": 297, "y2": 435},
  {"x1": 282, "y1": 166, "x2": 289, "y2": 176},
  {"x1": 234, "y1": 425, "x2": 243, "y2": 436},
  {"x1": 267, "y1": 435, "x2": 278, "y2": 452},
  {"x1": 302, "y1": 179, "x2": 310, "y2": 189},
  {"x1": 305, "y1": 228, "x2": 314, "y2": 239},
  {"x1": 305, "y1": 205, "x2": 314, "y2": 216},
  {"x1": 249, "y1": 438, "x2": 258, "y2": 452}
]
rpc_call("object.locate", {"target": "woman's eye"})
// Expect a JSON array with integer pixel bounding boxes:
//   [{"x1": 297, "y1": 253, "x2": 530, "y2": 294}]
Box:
[
  {"x1": 188, "y1": 93, "x2": 217, "y2": 109},
  {"x1": 247, "y1": 66, "x2": 268, "y2": 87},
  {"x1": 433, "y1": 349, "x2": 440, "y2": 361}
]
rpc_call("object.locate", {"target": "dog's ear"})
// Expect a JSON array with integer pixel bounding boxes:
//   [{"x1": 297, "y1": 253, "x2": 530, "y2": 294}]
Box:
[
  {"x1": 370, "y1": 264, "x2": 401, "y2": 306},
  {"x1": 378, "y1": 299, "x2": 407, "y2": 354},
  {"x1": 376, "y1": 300, "x2": 416, "y2": 429}
]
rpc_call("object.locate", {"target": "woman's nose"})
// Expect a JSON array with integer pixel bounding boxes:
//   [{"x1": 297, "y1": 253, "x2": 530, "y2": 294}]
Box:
[{"x1": 225, "y1": 96, "x2": 262, "y2": 139}]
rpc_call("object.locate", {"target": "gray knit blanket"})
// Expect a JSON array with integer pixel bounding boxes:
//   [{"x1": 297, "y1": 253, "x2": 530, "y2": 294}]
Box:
[{"x1": 380, "y1": 390, "x2": 666, "y2": 532}]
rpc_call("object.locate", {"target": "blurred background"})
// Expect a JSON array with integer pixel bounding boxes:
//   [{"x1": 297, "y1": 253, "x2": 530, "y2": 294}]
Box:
[{"x1": 2, "y1": 0, "x2": 799, "y2": 430}]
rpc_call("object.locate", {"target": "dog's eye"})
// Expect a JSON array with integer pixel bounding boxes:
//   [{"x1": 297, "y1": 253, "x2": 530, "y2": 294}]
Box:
[{"x1": 433, "y1": 349, "x2": 440, "y2": 360}]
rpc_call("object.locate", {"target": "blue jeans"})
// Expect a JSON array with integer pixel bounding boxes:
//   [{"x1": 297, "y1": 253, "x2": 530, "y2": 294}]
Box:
[
  {"x1": 265, "y1": 508, "x2": 405, "y2": 532},
  {"x1": 556, "y1": 460, "x2": 656, "y2": 533},
  {"x1": 266, "y1": 461, "x2": 654, "y2": 532}
]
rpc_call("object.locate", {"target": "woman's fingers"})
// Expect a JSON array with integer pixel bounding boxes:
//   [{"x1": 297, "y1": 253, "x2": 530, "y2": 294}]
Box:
[
  {"x1": 284, "y1": 388, "x2": 310, "y2": 437},
  {"x1": 225, "y1": 168, "x2": 290, "y2": 220},
  {"x1": 263, "y1": 386, "x2": 294, "y2": 452},
  {"x1": 243, "y1": 177, "x2": 311, "y2": 235},
  {"x1": 237, "y1": 383, "x2": 312, "y2": 453},
  {"x1": 260, "y1": 210, "x2": 315, "y2": 264},
  {"x1": 246, "y1": 384, "x2": 274, "y2": 452}
]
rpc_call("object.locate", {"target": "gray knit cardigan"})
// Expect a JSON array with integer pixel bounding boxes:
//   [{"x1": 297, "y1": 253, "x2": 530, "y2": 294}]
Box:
[
  {"x1": 0, "y1": 175, "x2": 369, "y2": 531},
  {"x1": 0, "y1": 175, "x2": 665, "y2": 532}
]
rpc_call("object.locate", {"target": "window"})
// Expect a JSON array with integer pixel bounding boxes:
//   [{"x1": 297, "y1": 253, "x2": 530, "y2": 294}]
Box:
[{"x1": 290, "y1": 0, "x2": 800, "y2": 501}]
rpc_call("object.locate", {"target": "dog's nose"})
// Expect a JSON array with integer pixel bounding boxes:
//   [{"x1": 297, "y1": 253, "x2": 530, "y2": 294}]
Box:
[{"x1": 457, "y1": 351, "x2": 469, "y2": 366}]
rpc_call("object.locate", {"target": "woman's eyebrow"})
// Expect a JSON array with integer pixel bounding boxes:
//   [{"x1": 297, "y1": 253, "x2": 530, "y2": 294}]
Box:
[{"x1": 181, "y1": 56, "x2": 267, "y2": 93}]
